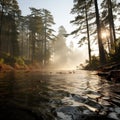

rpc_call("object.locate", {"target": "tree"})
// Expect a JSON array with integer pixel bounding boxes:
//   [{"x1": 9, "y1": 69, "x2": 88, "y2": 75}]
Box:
[
  {"x1": 70, "y1": 0, "x2": 95, "y2": 64},
  {"x1": 54, "y1": 26, "x2": 68, "y2": 67},
  {"x1": 71, "y1": 0, "x2": 107, "y2": 65},
  {"x1": 18, "y1": 8, "x2": 55, "y2": 65},
  {"x1": 18, "y1": 16, "x2": 30, "y2": 59},
  {"x1": 94, "y1": 0, "x2": 106, "y2": 65},
  {"x1": 41, "y1": 9, "x2": 55, "y2": 65},
  {"x1": 101, "y1": 0, "x2": 118, "y2": 53},
  {"x1": 0, "y1": 0, "x2": 21, "y2": 57},
  {"x1": 28, "y1": 8, "x2": 44, "y2": 63},
  {"x1": 0, "y1": 0, "x2": 4, "y2": 50}
]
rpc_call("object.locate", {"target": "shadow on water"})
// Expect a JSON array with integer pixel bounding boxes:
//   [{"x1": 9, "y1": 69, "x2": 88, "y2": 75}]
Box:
[{"x1": 0, "y1": 70, "x2": 120, "y2": 120}]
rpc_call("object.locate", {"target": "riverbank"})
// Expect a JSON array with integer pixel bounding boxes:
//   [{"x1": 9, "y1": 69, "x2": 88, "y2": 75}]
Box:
[
  {"x1": 0, "y1": 63, "x2": 43, "y2": 72},
  {"x1": 97, "y1": 62, "x2": 120, "y2": 82}
]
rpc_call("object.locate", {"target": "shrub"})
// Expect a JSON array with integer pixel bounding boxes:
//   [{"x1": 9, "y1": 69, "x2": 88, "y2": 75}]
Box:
[
  {"x1": 0, "y1": 58, "x2": 4, "y2": 64},
  {"x1": 15, "y1": 57, "x2": 25, "y2": 66}
]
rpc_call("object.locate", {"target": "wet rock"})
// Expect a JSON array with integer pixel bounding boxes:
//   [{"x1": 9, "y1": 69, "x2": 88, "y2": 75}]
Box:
[
  {"x1": 80, "y1": 115, "x2": 116, "y2": 120},
  {"x1": 99, "y1": 99, "x2": 111, "y2": 106},
  {"x1": 102, "y1": 96, "x2": 111, "y2": 100},
  {"x1": 109, "y1": 107, "x2": 114, "y2": 112},
  {"x1": 115, "y1": 107, "x2": 120, "y2": 114},
  {"x1": 56, "y1": 106, "x2": 82, "y2": 114},
  {"x1": 84, "y1": 98, "x2": 102, "y2": 109},
  {"x1": 99, "y1": 110, "x2": 107, "y2": 116},
  {"x1": 55, "y1": 106, "x2": 97, "y2": 120},
  {"x1": 87, "y1": 94, "x2": 101, "y2": 100},
  {"x1": 57, "y1": 112, "x2": 72, "y2": 120},
  {"x1": 83, "y1": 110, "x2": 94, "y2": 115},
  {"x1": 71, "y1": 94, "x2": 86, "y2": 103},
  {"x1": 50, "y1": 99, "x2": 63, "y2": 106},
  {"x1": 108, "y1": 112, "x2": 119, "y2": 120},
  {"x1": 55, "y1": 106, "x2": 82, "y2": 120}
]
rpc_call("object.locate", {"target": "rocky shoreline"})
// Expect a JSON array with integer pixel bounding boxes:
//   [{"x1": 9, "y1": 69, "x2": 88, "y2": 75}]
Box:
[{"x1": 0, "y1": 93, "x2": 120, "y2": 120}]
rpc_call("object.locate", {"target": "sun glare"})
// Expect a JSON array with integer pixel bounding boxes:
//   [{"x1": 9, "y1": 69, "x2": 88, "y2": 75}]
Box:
[
  {"x1": 101, "y1": 32, "x2": 107, "y2": 39},
  {"x1": 101, "y1": 29, "x2": 109, "y2": 40}
]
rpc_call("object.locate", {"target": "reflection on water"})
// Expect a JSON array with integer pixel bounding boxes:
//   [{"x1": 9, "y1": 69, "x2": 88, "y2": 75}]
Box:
[{"x1": 0, "y1": 70, "x2": 120, "y2": 120}]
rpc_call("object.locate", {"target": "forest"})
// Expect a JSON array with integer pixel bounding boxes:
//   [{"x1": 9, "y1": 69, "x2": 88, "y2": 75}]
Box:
[
  {"x1": 0, "y1": 0, "x2": 120, "y2": 70},
  {"x1": 0, "y1": 1, "x2": 120, "y2": 120}
]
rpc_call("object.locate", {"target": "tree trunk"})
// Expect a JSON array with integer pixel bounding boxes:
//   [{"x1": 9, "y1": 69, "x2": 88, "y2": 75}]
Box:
[
  {"x1": 44, "y1": 16, "x2": 47, "y2": 65},
  {"x1": 108, "y1": 0, "x2": 116, "y2": 52},
  {"x1": 85, "y1": 1, "x2": 91, "y2": 64},
  {"x1": 94, "y1": 0, "x2": 106, "y2": 65},
  {"x1": 0, "y1": 3, "x2": 4, "y2": 52},
  {"x1": 31, "y1": 33, "x2": 35, "y2": 63}
]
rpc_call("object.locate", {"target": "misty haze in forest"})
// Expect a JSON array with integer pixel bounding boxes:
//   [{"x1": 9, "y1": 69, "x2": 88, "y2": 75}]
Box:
[{"x1": 52, "y1": 26, "x2": 85, "y2": 69}]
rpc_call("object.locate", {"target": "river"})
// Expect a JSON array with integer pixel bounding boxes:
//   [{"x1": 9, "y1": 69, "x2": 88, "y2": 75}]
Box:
[{"x1": 0, "y1": 70, "x2": 120, "y2": 120}]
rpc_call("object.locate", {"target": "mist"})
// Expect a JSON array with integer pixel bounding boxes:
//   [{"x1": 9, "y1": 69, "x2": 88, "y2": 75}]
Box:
[{"x1": 51, "y1": 26, "x2": 88, "y2": 70}]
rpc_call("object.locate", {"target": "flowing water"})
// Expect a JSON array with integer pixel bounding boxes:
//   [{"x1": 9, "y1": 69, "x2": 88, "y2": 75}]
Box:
[{"x1": 0, "y1": 70, "x2": 120, "y2": 120}]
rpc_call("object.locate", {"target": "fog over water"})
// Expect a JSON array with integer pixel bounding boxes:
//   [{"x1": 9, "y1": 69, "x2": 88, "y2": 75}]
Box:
[
  {"x1": 51, "y1": 26, "x2": 88, "y2": 70},
  {"x1": 53, "y1": 49, "x2": 86, "y2": 70}
]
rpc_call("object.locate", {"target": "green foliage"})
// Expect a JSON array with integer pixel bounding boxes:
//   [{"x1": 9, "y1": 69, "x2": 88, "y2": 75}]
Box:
[
  {"x1": 19, "y1": 8, "x2": 55, "y2": 64},
  {"x1": 1, "y1": 53, "x2": 16, "y2": 66},
  {"x1": 0, "y1": 0, "x2": 21, "y2": 57},
  {"x1": 0, "y1": 58, "x2": 4, "y2": 64},
  {"x1": 15, "y1": 57, "x2": 25, "y2": 66},
  {"x1": 109, "y1": 42, "x2": 120, "y2": 62},
  {"x1": 0, "y1": 52, "x2": 24, "y2": 66},
  {"x1": 83, "y1": 55, "x2": 100, "y2": 70}
]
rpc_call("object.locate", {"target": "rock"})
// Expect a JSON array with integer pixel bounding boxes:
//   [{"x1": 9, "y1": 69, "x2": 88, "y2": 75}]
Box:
[
  {"x1": 57, "y1": 112, "x2": 72, "y2": 120},
  {"x1": 55, "y1": 106, "x2": 98, "y2": 120},
  {"x1": 99, "y1": 99, "x2": 111, "y2": 106},
  {"x1": 109, "y1": 107, "x2": 114, "y2": 112},
  {"x1": 106, "y1": 70, "x2": 120, "y2": 82},
  {"x1": 99, "y1": 110, "x2": 107, "y2": 116},
  {"x1": 115, "y1": 107, "x2": 120, "y2": 114},
  {"x1": 71, "y1": 94, "x2": 86, "y2": 103},
  {"x1": 55, "y1": 106, "x2": 82, "y2": 120},
  {"x1": 83, "y1": 110, "x2": 93, "y2": 115},
  {"x1": 108, "y1": 112, "x2": 119, "y2": 120},
  {"x1": 84, "y1": 99, "x2": 102, "y2": 109}
]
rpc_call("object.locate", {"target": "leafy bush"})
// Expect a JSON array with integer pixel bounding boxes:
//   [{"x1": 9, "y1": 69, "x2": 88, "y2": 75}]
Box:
[
  {"x1": 109, "y1": 45, "x2": 120, "y2": 63},
  {"x1": 0, "y1": 52, "x2": 15, "y2": 66},
  {"x1": 0, "y1": 58, "x2": 4, "y2": 64},
  {"x1": 15, "y1": 57, "x2": 25, "y2": 66},
  {"x1": 83, "y1": 55, "x2": 100, "y2": 70}
]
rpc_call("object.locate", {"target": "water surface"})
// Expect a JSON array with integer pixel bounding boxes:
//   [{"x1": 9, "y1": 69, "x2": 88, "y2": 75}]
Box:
[{"x1": 0, "y1": 70, "x2": 120, "y2": 120}]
